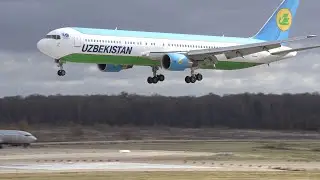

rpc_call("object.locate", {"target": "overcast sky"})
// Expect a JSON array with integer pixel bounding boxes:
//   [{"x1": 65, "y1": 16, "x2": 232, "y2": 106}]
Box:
[{"x1": 0, "y1": 0, "x2": 319, "y2": 97}]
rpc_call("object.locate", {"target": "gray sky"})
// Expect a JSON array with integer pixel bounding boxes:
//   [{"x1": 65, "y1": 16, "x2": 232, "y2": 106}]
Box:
[{"x1": 0, "y1": 0, "x2": 319, "y2": 97}]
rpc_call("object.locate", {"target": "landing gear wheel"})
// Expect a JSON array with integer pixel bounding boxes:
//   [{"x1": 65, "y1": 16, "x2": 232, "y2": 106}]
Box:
[
  {"x1": 23, "y1": 144, "x2": 30, "y2": 148},
  {"x1": 190, "y1": 76, "x2": 197, "y2": 83},
  {"x1": 157, "y1": 74, "x2": 165, "y2": 82},
  {"x1": 152, "y1": 76, "x2": 159, "y2": 84},
  {"x1": 147, "y1": 66, "x2": 165, "y2": 84},
  {"x1": 57, "y1": 70, "x2": 66, "y2": 76},
  {"x1": 196, "y1": 73, "x2": 203, "y2": 81},
  {"x1": 185, "y1": 76, "x2": 191, "y2": 83},
  {"x1": 147, "y1": 77, "x2": 153, "y2": 84}
]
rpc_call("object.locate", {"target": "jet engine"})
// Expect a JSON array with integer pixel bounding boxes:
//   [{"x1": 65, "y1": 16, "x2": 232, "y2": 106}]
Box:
[
  {"x1": 97, "y1": 64, "x2": 133, "y2": 72},
  {"x1": 161, "y1": 53, "x2": 193, "y2": 71}
]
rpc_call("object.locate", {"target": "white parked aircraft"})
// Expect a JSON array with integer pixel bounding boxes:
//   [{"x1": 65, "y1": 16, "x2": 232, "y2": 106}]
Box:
[
  {"x1": 37, "y1": 0, "x2": 320, "y2": 84},
  {"x1": 0, "y1": 130, "x2": 37, "y2": 149}
]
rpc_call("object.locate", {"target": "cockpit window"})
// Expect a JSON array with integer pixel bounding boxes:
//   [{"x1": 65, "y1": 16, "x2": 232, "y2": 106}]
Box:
[
  {"x1": 24, "y1": 134, "x2": 31, "y2": 137},
  {"x1": 45, "y1": 35, "x2": 61, "y2": 40}
]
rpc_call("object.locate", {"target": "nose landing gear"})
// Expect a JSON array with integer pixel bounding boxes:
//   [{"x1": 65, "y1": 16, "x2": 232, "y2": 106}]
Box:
[{"x1": 55, "y1": 59, "x2": 66, "y2": 76}]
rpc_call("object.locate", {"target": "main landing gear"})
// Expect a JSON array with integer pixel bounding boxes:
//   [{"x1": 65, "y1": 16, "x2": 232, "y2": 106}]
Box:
[
  {"x1": 55, "y1": 59, "x2": 66, "y2": 76},
  {"x1": 185, "y1": 68, "x2": 203, "y2": 84},
  {"x1": 147, "y1": 66, "x2": 165, "y2": 84}
]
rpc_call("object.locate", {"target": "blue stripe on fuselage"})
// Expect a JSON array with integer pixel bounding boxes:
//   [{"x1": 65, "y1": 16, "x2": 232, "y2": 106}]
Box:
[{"x1": 71, "y1": 27, "x2": 264, "y2": 44}]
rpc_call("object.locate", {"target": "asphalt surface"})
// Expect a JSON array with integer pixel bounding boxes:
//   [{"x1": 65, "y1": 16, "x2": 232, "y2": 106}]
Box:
[{"x1": 0, "y1": 145, "x2": 319, "y2": 173}]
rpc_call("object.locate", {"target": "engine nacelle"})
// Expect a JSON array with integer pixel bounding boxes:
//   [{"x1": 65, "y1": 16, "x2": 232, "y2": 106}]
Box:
[
  {"x1": 161, "y1": 53, "x2": 192, "y2": 71},
  {"x1": 97, "y1": 64, "x2": 133, "y2": 72}
]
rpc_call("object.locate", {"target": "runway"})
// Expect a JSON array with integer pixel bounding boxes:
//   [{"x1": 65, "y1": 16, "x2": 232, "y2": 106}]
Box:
[
  {"x1": 0, "y1": 147, "x2": 219, "y2": 173},
  {"x1": 0, "y1": 162, "x2": 215, "y2": 173},
  {"x1": 0, "y1": 145, "x2": 318, "y2": 173}
]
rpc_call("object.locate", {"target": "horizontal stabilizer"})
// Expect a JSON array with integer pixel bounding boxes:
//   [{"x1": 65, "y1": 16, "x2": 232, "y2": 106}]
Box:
[{"x1": 271, "y1": 45, "x2": 320, "y2": 55}]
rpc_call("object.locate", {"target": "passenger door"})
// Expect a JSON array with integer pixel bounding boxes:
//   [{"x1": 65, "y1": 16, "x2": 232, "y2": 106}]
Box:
[{"x1": 73, "y1": 36, "x2": 82, "y2": 47}]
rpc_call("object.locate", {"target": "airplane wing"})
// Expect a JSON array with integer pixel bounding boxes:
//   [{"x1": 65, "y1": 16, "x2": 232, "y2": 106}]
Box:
[
  {"x1": 186, "y1": 35, "x2": 318, "y2": 61},
  {"x1": 270, "y1": 45, "x2": 320, "y2": 55}
]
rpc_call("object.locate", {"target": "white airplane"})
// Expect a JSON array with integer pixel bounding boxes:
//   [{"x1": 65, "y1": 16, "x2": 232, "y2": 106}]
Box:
[
  {"x1": 0, "y1": 130, "x2": 37, "y2": 149},
  {"x1": 37, "y1": 0, "x2": 320, "y2": 84}
]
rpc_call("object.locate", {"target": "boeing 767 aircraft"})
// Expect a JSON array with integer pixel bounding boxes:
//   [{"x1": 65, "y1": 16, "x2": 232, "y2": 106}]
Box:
[{"x1": 37, "y1": 0, "x2": 320, "y2": 84}]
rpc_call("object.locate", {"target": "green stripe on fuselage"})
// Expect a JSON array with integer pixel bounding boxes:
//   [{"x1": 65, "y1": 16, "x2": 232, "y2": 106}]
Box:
[
  {"x1": 61, "y1": 53, "x2": 159, "y2": 66},
  {"x1": 60, "y1": 54, "x2": 262, "y2": 70}
]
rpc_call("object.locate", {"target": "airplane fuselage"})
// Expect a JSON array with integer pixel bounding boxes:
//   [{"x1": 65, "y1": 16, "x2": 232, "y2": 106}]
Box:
[{"x1": 0, "y1": 130, "x2": 37, "y2": 148}]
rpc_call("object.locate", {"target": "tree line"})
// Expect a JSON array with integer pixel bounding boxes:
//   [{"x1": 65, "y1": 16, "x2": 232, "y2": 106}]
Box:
[{"x1": 0, "y1": 92, "x2": 319, "y2": 131}]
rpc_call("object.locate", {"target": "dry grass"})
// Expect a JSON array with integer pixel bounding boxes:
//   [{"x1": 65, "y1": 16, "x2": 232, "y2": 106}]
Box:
[{"x1": 0, "y1": 171, "x2": 319, "y2": 180}]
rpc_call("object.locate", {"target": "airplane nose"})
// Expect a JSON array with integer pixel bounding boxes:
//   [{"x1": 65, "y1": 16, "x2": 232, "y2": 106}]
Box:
[
  {"x1": 31, "y1": 136, "x2": 37, "y2": 141},
  {"x1": 37, "y1": 39, "x2": 46, "y2": 53}
]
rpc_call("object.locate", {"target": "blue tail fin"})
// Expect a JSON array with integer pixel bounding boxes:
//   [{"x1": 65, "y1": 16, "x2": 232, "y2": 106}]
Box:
[{"x1": 253, "y1": 0, "x2": 300, "y2": 41}]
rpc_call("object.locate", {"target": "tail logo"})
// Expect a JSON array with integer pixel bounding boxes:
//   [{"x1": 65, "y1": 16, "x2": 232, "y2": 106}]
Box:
[{"x1": 276, "y1": 8, "x2": 292, "y2": 31}]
